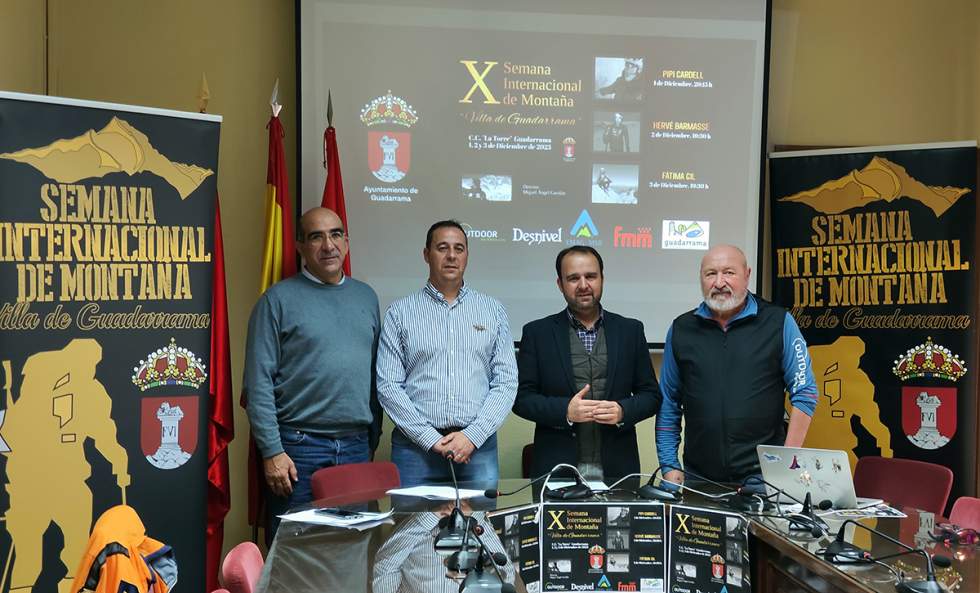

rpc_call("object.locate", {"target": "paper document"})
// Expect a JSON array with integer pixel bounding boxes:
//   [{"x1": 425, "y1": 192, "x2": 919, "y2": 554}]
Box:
[
  {"x1": 546, "y1": 480, "x2": 609, "y2": 491},
  {"x1": 279, "y1": 508, "x2": 394, "y2": 530},
  {"x1": 386, "y1": 485, "x2": 487, "y2": 500}
]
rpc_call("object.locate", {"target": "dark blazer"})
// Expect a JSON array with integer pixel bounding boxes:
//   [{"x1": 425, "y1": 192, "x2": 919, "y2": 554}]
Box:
[{"x1": 513, "y1": 310, "x2": 661, "y2": 480}]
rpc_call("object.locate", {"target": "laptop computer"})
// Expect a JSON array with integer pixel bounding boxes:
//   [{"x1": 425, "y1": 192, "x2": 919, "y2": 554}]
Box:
[{"x1": 756, "y1": 445, "x2": 881, "y2": 510}]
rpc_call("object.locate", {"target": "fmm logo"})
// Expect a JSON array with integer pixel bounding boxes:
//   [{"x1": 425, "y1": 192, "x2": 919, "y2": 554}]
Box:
[
  {"x1": 613, "y1": 226, "x2": 652, "y2": 249},
  {"x1": 460, "y1": 60, "x2": 499, "y2": 104},
  {"x1": 617, "y1": 582, "x2": 638, "y2": 591}
]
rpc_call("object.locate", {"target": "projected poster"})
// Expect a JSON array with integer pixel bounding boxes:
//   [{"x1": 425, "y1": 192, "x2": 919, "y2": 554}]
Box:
[{"x1": 300, "y1": 1, "x2": 768, "y2": 341}]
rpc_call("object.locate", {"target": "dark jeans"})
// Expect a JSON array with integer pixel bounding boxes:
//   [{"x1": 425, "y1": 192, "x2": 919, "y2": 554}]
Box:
[
  {"x1": 390, "y1": 430, "x2": 498, "y2": 491},
  {"x1": 264, "y1": 429, "x2": 370, "y2": 546}
]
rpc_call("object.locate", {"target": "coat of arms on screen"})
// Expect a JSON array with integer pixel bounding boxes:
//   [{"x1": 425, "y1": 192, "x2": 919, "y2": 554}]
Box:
[
  {"x1": 893, "y1": 337, "x2": 966, "y2": 450},
  {"x1": 361, "y1": 91, "x2": 418, "y2": 183}
]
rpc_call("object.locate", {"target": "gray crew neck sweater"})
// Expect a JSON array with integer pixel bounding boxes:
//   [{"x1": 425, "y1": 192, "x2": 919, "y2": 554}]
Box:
[{"x1": 244, "y1": 273, "x2": 380, "y2": 457}]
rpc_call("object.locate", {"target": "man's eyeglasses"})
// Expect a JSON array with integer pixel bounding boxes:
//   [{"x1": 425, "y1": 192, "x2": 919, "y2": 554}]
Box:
[{"x1": 307, "y1": 230, "x2": 346, "y2": 243}]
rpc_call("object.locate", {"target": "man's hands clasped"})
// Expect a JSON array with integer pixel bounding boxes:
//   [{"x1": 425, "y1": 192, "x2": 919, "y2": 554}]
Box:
[{"x1": 567, "y1": 384, "x2": 623, "y2": 425}]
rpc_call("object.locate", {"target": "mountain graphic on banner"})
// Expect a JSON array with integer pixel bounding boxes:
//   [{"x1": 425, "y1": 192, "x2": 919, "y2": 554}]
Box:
[
  {"x1": 0, "y1": 116, "x2": 213, "y2": 199},
  {"x1": 778, "y1": 156, "x2": 970, "y2": 217}
]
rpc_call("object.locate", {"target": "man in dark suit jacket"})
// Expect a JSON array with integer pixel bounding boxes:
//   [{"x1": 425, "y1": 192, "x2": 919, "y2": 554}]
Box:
[{"x1": 513, "y1": 246, "x2": 661, "y2": 481}]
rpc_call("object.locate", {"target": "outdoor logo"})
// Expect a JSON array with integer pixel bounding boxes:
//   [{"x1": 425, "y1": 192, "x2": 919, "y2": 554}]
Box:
[
  {"x1": 360, "y1": 91, "x2": 418, "y2": 183},
  {"x1": 571, "y1": 210, "x2": 599, "y2": 238},
  {"x1": 461, "y1": 222, "x2": 502, "y2": 242},
  {"x1": 661, "y1": 220, "x2": 709, "y2": 250},
  {"x1": 141, "y1": 396, "x2": 198, "y2": 469}
]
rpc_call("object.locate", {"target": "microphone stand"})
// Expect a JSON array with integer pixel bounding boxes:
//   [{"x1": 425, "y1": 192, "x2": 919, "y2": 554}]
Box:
[
  {"x1": 435, "y1": 452, "x2": 477, "y2": 555},
  {"x1": 821, "y1": 519, "x2": 948, "y2": 593},
  {"x1": 452, "y1": 513, "x2": 517, "y2": 593}
]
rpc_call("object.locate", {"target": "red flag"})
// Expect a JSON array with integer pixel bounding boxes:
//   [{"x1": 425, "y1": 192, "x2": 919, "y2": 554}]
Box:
[
  {"x1": 321, "y1": 125, "x2": 351, "y2": 274},
  {"x1": 244, "y1": 114, "x2": 300, "y2": 533},
  {"x1": 207, "y1": 198, "x2": 234, "y2": 593}
]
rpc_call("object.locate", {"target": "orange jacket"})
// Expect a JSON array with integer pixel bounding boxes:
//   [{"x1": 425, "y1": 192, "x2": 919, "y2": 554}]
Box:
[{"x1": 70, "y1": 505, "x2": 177, "y2": 593}]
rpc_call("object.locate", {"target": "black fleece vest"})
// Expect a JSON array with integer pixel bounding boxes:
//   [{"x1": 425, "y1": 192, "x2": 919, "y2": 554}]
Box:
[{"x1": 671, "y1": 296, "x2": 786, "y2": 482}]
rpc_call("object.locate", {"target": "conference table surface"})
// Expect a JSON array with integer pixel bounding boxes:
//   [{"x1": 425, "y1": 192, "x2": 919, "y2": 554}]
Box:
[{"x1": 254, "y1": 478, "x2": 976, "y2": 593}]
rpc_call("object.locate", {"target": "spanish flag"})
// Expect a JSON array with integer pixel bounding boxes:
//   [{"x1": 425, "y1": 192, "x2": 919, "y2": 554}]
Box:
[
  {"x1": 245, "y1": 114, "x2": 298, "y2": 535},
  {"x1": 260, "y1": 115, "x2": 297, "y2": 292}
]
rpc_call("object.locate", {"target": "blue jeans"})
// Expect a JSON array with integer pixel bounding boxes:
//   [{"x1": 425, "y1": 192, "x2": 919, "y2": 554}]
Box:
[
  {"x1": 391, "y1": 430, "x2": 499, "y2": 491},
  {"x1": 264, "y1": 429, "x2": 370, "y2": 546}
]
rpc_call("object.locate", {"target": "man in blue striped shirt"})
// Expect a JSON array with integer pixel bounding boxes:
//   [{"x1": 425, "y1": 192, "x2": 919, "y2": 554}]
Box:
[{"x1": 377, "y1": 220, "x2": 518, "y2": 488}]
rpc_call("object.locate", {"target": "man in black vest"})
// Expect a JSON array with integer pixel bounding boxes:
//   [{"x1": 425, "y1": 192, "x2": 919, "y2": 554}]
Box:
[
  {"x1": 514, "y1": 246, "x2": 661, "y2": 482},
  {"x1": 656, "y1": 245, "x2": 817, "y2": 488}
]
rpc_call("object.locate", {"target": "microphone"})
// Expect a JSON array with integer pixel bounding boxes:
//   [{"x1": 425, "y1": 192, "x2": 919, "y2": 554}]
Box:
[
  {"x1": 540, "y1": 463, "x2": 595, "y2": 501},
  {"x1": 790, "y1": 492, "x2": 829, "y2": 538},
  {"x1": 449, "y1": 514, "x2": 517, "y2": 593},
  {"x1": 823, "y1": 520, "x2": 950, "y2": 592},
  {"x1": 638, "y1": 464, "x2": 737, "y2": 503},
  {"x1": 484, "y1": 471, "x2": 553, "y2": 498},
  {"x1": 434, "y1": 451, "x2": 475, "y2": 555},
  {"x1": 738, "y1": 474, "x2": 833, "y2": 521},
  {"x1": 636, "y1": 467, "x2": 682, "y2": 502}
]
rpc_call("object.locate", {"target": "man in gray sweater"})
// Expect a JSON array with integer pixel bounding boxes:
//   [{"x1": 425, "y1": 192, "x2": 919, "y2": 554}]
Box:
[{"x1": 244, "y1": 207, "x2": 381, "y2": 543}]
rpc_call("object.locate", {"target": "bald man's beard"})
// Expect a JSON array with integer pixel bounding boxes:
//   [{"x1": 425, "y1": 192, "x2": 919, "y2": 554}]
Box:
[{"x1": 704, "y1": 287, "x2": 747, "y2": 314}]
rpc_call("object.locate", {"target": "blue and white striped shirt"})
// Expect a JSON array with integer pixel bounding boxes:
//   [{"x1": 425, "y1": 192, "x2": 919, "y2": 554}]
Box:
[{"x1": 377, "y1": 282, "x2": 518, "y2": 451}]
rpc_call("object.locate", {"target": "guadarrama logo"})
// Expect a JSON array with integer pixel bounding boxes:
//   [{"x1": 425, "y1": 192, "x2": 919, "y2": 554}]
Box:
[{"x1": 570, "y1": 209, "x2": 599, "y2": 238}]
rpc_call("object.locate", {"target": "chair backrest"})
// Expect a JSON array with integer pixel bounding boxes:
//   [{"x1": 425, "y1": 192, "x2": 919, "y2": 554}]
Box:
[
  {"x1": 311, "y1": 461, "x2": 401, "y2": 502},
  {"x1": 853, "y1": 456, "x2": 953, "y2": 515},
  {"x1": 521, "y1": 444, "x2": 534, "y2": 479},
  {"x1": 221, "y1": 541, "x2": 264, "y2": 593},
  {"x1": 949, "y1": 496, "x2": 980, "y2": 530}
]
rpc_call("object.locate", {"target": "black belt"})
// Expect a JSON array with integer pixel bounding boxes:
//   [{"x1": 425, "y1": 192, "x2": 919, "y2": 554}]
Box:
[{"x1": 436, "y1": 426, "x2": 464, "y2": 436}]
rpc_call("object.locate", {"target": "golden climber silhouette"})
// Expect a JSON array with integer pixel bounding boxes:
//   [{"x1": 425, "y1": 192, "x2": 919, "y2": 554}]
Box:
[
  {"x1": 789, "y1": 336, "x2": 893, "y2": 471},
  {"x1": 2, "y1": 339, "x2": 130, "y2": 593}
]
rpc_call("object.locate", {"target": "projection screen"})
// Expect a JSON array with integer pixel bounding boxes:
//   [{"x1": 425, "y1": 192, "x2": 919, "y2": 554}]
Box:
[{"x1": 299, "y1": 0, "x2": 770, "y2": 344}]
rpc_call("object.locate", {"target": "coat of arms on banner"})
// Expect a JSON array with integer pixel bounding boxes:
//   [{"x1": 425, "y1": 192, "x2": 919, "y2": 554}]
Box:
[
  {"x1": 140, "y1": 396, "x2": 199, "y2": 469},
  {"x1": 900, "y1": 387, "x2": 956, "y2": 449},
  {"x1": 132, "y1": 338, "x2": 207, "y2": 469},
  {"x1": 893, "y1": 337, "x2": 967, "y2": 450},
  {"x1": 361, "y1": 91, "x2": 418, "y2": 184},
  {"x1": 588, "y1": 544, "x2": 605, "y2": 571}
]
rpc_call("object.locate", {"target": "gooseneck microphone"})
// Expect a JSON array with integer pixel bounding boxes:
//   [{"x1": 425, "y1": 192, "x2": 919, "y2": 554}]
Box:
[
  {"x1": 484, "y1": 471, "x2": 554, "y2": 498},
  {"x1": 434, "y1": 451, "x2": 477, "y2": 555},
  {"x1": 541, "y1": 463, "x2": 595, "y2": 500},
  {"x1": 638, "y1": 464, "x2": 738, "y2": 503},
  {"x1": 821, "y1": 519, "x2": 950, "y2": 593}
]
